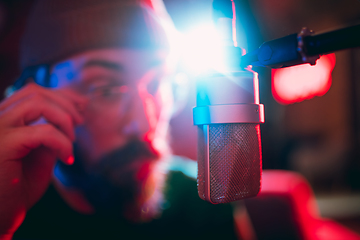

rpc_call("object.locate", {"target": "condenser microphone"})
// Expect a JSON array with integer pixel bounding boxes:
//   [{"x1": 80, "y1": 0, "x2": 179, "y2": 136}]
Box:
[
  {"x1": 193, "y1": 70, "x2": 264, "y2": 204},
  {"x1": 192, "y1": 0, "x2": 264, "y2": 204}
]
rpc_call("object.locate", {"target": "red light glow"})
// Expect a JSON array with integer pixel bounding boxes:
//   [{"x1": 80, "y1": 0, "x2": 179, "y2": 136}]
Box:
[
  {"x1": 11, "y1": 178, "x2": 20, "y2": 185},
  {"x1": 258, "y1": 170, "x2": 360, "y2": 240},
  {"x1": 272, "y1": 54, "x2": 336, "y2": 105}
]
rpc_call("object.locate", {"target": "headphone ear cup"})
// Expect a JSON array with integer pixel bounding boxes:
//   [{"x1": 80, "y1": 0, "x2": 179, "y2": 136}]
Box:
[
  {"x1": 4, "y1": 85, "x2": 17, "y2": 98},
  {"x1": 4, "y1": 76, "x2": 36, "y2": 98},
  {"x1": 4, "y1": 65, "x2": 50, "y2": 98},
  {"x1": 4, "y1": 73, "x2": 33, "y2": 99}
]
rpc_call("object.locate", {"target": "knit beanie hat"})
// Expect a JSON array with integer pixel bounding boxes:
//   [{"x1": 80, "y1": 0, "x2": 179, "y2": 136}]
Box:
[{"x1": 20, "y1": 0, "x2": 169, "y2": 70}]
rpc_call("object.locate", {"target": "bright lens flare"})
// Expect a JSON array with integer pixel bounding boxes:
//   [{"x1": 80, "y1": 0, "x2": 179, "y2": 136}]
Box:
[
  {"x1": 272, "y1": 54, "x2": 336, "y2": 105},
  {"x1": 180, "y1": 24, "x2": 226, "y2": 74}
]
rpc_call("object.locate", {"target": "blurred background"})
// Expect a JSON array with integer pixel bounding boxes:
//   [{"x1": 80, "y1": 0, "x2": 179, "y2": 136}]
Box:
[{"x1": 0, "y1": 0, "x2": 359, "y2": 235}]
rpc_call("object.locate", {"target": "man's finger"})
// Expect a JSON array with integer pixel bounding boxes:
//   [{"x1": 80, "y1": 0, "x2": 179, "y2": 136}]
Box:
[
  {"x1": 2, "y1": 94, "x2": 76, "y2": 141},
  {"x1": 0, "y1": 83, "x2": 86, "y2": 125},
  {"x1": 55, "y1": 87, "x2": 89, "y2": 113},
  {"x1": 1, "y1": 124, "x2": 74, "y2": 165}
]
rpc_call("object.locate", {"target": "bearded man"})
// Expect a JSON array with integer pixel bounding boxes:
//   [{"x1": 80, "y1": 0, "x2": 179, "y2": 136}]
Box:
[{"x1": 0, "y1": 0, "x2": 237, "y2": 239}]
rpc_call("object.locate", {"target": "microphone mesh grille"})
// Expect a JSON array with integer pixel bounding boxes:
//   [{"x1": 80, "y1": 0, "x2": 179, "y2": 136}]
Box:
[
  {"x1": 198, "y1": 123, "x2": 262, "y2": 204},
  {"x1": 197, "y1": 126, "x2": 206, "y2": 201}
]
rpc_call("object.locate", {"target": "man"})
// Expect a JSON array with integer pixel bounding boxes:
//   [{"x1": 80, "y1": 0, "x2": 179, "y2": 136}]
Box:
[{"x1": 0, "y1": 0, "x2": 237, "y2": 239}]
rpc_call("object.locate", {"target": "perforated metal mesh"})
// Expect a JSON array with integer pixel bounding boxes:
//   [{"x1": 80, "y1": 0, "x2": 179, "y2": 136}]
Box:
[
  {"x1": 197, "y1": 123, "x2": 262, "y2": 204},
  {"x1": 197, "y1": 126, "x2": 206, "y2": 201}
]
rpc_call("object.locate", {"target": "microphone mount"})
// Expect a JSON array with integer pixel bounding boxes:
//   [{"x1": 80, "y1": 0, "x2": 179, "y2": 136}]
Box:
[{"x1": 240, "y1": 23, "x2": 360, "y2": 69}]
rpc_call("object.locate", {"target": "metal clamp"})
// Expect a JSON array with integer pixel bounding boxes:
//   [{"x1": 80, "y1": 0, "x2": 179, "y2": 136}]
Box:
[{"x1": 297, "y1": 27, "x2": 319, "y2": 65}]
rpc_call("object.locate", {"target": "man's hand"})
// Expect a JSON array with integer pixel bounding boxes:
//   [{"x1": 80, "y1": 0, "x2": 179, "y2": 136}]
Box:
[{"x1": 0, "y1": 83, "x2": 87, "y2": 239}]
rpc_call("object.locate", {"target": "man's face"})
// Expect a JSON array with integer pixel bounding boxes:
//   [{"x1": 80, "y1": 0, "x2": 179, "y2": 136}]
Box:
[
  {"x1": 52, "y1": 48, "x2": 172, "y2": 163},
  {"x1": 50, "y1": 48, "x2": 173, "y2": 218}
]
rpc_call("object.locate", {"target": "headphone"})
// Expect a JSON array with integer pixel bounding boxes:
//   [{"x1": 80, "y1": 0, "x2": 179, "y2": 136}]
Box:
[{"x1": 5, "y1": 64, "x2": 51, "y2": 98}]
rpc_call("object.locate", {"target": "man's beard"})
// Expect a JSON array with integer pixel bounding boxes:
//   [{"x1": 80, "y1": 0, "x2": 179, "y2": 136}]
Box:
[{"x1": 54, "y1": 139, "x2": 169, "y2": 222}]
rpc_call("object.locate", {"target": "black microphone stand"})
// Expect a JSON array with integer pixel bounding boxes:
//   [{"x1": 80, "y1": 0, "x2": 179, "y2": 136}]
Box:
[{"x1": 241, "y1": 24, "x2": 360, "y2": 68}]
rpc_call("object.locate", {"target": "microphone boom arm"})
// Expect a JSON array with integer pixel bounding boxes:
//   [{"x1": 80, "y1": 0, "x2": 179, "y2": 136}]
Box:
[{"x1": 241, "y1": 24, "x2": 360, "y2": 68}]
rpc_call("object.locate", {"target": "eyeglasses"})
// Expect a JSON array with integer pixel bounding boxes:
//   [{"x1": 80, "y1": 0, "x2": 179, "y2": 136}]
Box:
[
  {"x1": 78, "y1": 77, "x2": 163, "y2": 111},
  {"x1": 87, "y1": 84, "x2": 130, "y2": 104}
]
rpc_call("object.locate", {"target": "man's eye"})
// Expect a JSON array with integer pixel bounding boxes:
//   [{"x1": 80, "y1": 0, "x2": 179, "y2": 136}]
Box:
[
  {"x1": 90, "y1": 85, "x2": 129, "y2": 99},
  {"x1": 99, "y1": 87, "x2": 114, "y2": 97}
]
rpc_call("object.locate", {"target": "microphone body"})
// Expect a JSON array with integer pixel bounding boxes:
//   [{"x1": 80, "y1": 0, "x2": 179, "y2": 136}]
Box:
[{"x1": 193, "y1": 70, "x2": 264, "y2": 204}]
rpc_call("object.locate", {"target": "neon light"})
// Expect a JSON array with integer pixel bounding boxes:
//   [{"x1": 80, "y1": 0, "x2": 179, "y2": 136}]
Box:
[
  {"x1": 259, "y1": 170, "x2": 360, "y2": 239},
  {"x1": 272, "y1": 54, "x2": 336, "y2": 105}
]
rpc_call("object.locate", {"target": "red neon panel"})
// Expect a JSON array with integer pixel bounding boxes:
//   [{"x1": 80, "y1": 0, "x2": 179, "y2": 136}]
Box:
[{"x1": 272, "y1": 54, "x2": 336, "y2": 105}]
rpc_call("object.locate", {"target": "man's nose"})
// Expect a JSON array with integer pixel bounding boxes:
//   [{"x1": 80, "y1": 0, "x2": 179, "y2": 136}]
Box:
[{"x1": 122, "y1": 90, "x2": 155, "y2": 139}]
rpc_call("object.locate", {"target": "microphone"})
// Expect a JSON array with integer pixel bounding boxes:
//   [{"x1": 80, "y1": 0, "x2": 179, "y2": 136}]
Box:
[
  {"x1": 193, "y1": 70, "x2": 264, "y2": 204},
  {"x1": 193, "y1": 0, "x2": 264, "y2": 204}
]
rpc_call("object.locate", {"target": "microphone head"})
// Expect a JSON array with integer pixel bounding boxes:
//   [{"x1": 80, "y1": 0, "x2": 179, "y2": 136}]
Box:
[
  {"x1": 193, "y1": 70, "x2": 264, "y2": 204},
  {"x1": 197, "y1": 123, "x2": 262, "y2": 204}
]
